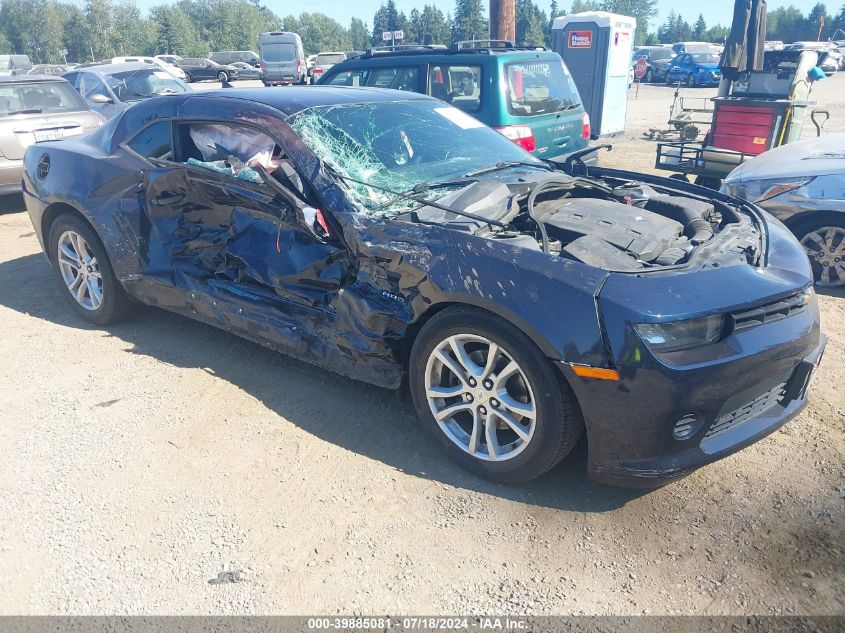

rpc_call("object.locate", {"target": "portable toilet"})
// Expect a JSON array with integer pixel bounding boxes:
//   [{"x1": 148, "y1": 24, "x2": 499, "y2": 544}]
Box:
[{"x1": 551, "y1": 11, "x2": 636, "y2": 138}]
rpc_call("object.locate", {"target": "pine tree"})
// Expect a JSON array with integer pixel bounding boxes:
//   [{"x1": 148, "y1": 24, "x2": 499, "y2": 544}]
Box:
[
  {"x1": 452, "y1": 0, "x2": 487, "y2": 43},
  {"x1": 693, "y1": 14, "x2": 706, "y2": 40}
]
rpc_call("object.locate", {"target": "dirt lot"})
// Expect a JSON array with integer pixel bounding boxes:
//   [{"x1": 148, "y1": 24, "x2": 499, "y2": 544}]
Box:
[{"x1": 0, "y1": 77, "x2": 843, "y2": 616}]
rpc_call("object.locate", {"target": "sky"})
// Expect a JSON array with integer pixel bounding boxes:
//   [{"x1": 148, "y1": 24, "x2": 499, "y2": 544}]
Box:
[{"x1": 125, "y1": 0, "x2": 830, "y2": 33}]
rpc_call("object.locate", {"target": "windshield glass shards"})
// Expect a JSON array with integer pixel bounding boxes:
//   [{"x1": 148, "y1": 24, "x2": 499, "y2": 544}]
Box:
[{"x1": 287, "y1": 100, "x2": 543, "y2": 214}]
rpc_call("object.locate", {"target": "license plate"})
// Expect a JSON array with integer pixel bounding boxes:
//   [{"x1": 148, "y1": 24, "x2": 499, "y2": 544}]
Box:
[{"x1": 34, "y1": 129, "x2": 64, "y2": 142}]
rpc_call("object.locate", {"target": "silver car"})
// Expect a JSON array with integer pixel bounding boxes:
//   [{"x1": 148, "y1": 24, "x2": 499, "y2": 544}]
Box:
[
  {"x1": 0, "y1": 75, "x2": 103, "y2": 195},
  {"x1": 722, "y1": 133, "x2": 845, "y2": 286}
]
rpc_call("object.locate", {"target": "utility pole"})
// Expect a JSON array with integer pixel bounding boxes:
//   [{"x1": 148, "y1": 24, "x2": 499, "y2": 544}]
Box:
[{"x1": 490, "y1": 0, "x2": 515, "y2": 43}]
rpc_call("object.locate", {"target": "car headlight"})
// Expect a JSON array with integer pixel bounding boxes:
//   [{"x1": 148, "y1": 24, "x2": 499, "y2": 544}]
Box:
[
  {"x1": 721, "y1": 177, "x2": 814, "y2": 203},
  {"x1": 635, "y1": 314, "x2": 725, "y2": 352}
]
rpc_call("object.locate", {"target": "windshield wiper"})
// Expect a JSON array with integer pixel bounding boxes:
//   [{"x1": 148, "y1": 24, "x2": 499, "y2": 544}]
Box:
[
  {"x1": 322, "y1": 164, "x2": 509, "y2": 229},
  {"x1": 8, "y1": 108, "x2": 43, "y2": 115},
  {"x1": 375, "y1": 178, "x2": 473, "y2": 210},
  {"x1": 464, "y1": 161, "x2": 551, "y2": 178},
  {"x1": 558, "y1": 103, "x2": 582, "y2": 111}
]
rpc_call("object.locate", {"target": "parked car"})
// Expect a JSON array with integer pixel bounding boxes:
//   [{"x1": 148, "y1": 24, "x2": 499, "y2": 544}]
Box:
[
  {"x1": 230, "y1": 61, "x2": 261, "y2": 80},
  {"x1": 155, "y1": 54, "x2": 182, "y2": 66},
  {"x1": 210, "y1": 51, "x2": 260, "y2": 68},
  {"x1": 316, "y1": 43, "x2": 591, "y2": 160},
  {"x1": 721, "y1": 132, "x2": 845, "y2": 287},
  {"x1": 63, "y1": 62, "x2": 190, "y2": 119},
  {"x1": 665, "y1": 51, "x2": 722, "y2": 86},
  {"x1": 785, "y1": 42, "x2": 840, "y2": 76},
  {"x1": 0, "y1": 74, "x2": 102, "y2": 195},
  {"x1": 258, "y1": 31, "x2": 307, "y2": 85},
  {"x1": 174, "y1": 57, "x2": 239, "y2": 83},
  {"x1": 27, "y1": 64, "x2": 74, "y2": 76},
  {"x1": 631, "y1": 46, "x2": 675, "y2": 82},
  {"x1": 101, "y1": 56, "x2": 187, "y2": 81},
  {"x1": 0, "y1": 54, "x2": 33, "y2": 75},
  {"x1": 309, "y1": 51, "x2": 347, "y2": 83},
  {"x1": 672, "y1": 42, "x2": 718, "y2": 55},
  {"x1": 21, "y1": 87, "x2": 825, "y2": 485}
]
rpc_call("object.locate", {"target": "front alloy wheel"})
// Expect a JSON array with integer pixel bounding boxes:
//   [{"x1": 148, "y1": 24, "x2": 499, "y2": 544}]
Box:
[
  {"x1": 57, "y1": 230, "x2": 102, "y2": 311},
  {"x1": 800, "y1": 225, "x2": 845, "y2": 287},
  {"x1": 425, "y1": 334, "x2": 536, "y2": 462},
  {"x1": 409, "y1": 307, "x2": 582, "y2": 483},
  {"x1": 687, "y1": 73, "x2": 697, "y2": 87}
]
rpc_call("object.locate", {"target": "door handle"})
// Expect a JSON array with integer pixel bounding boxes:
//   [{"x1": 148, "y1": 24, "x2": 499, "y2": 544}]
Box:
[
  {"x1": 553, "y1": 137, "x2": 570, "y2": 146},
  {"x1": 150, "y1": 192, "x2": 185, "y2": 206}
]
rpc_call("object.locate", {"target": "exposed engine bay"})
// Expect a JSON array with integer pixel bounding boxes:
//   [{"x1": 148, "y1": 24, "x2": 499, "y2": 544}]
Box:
[{"x1": 407, "y1": 173, "x2": 762, "y2": 271}]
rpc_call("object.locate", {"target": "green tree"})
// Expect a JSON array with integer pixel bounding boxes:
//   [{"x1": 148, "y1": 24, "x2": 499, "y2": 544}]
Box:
[
  {"x1": 452, "y1": 0, "x2": 487, "y2": 43},
  {"x1": 60, "y1": 3, "x2": 92, "y2": 62},
  {"x1": 515, "y1": 0, "x2": 546, "y2": 46},
  {"x1": 571, "y1": 0, "x2": 600, "y2": 12},
  {"x1": 601, "y1": 0, "x2": 658, "y2": 43},
  {"x1": 149, "y1": 4, "x2": 206, "y2": 56},
  {"x1": 804, "y1": 2, "x2": 830, "y2": 39},
  {"x1": 295, "y1": 12, "x2": 351, "y2": 54},
  {"x1": 546, "y1": 0, "x2": 564, "y2": 45},
  {"x1": 111, "y1": 0, "x2": 156, "y2": 55},
  {"x1": 371, "y1": 0, "x2": 408, "y2": 46},
  {"x1": 85, "y1": 0, "x2": 115, "y2": 59},
  {"x1": 693, "y1": 14, "x2": 706, "y2": 40},
  {"x1": 408, "y1": 4, "x2": 451, "y2": 44},
  {"x1": 349, "y1": 17, "x2": 370, "y2": 50},
  {"x1": 767, "y1": 6, "x2": 807, "y2": 43}
]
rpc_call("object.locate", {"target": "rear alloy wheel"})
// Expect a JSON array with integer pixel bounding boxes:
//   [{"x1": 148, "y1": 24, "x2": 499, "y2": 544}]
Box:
[
  {"x1": 409, "y1": 307, "x2": 582, "y2": 483},
  {"x1": 686, "y1": 73, "x2": 697, "y2": 87},
  {"x1": 217, "y1": 71, "x2": 229, "y2": 82},
  {"x1": 797, "y1": 221, "x2": 845, "y2": 287},
  {"x1": 48, "y1": 214, "x2": 131, "y2": 325},
  {"x1": 184, "y1": 72, "x2": 193, "y2": 83}
]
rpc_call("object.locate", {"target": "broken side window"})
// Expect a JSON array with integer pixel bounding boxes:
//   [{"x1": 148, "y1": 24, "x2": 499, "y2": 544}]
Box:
[{"x1": 126, "y1": 120, "x2": 172, "y2": 161}]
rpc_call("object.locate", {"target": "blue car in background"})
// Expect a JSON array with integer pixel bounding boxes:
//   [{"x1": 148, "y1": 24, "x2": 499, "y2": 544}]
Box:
[{"x1": 665, "y1": 51, "x2": 722, "y2": 86}]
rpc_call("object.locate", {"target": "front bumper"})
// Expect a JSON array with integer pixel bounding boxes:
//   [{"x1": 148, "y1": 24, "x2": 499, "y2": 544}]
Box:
[
  {"x1": 0, "y1": 158, "x2": 23, "y2": 195},
  {"x1": 569, "y1": 335, "x2": 826, "y2": 487}
]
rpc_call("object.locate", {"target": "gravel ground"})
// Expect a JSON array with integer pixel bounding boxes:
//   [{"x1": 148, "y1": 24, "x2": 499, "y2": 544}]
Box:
[{"x1": 0, "y1": 77, "x2": 842, "y2": 616}]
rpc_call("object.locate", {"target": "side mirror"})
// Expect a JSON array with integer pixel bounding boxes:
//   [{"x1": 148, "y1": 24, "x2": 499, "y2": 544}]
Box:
[{"x1": 89, "y1": 93, "x2": 112, "y2": 104}]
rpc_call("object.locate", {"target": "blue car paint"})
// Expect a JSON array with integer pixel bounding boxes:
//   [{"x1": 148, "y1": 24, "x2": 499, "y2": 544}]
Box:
[
  {"x1": 21, "y1": 88, "x2": 824, "y2": 486},
  {"x1": 666, "y1": 54, "x2": 722, "y2": 86}
]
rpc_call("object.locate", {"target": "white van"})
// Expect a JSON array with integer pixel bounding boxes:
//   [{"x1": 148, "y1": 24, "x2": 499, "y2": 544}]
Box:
[{"x1": 258, "y1": 32, "x2": 307, "y2": 86}]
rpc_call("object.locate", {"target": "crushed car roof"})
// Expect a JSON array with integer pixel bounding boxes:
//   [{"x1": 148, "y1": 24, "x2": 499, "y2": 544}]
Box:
[{"x1": 190, "y1": 85, "x2": 433, "y2": 116}]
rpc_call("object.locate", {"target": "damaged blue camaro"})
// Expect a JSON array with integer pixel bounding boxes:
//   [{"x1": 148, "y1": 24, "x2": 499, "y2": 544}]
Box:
[{"x1": 22, "y1": 87, "x2": 825, "y2": 486}]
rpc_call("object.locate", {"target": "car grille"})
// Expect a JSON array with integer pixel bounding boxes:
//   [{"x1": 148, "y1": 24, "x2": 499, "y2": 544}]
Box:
[
  {"x1": 729, "y1": 291, "x2": 807, "y2": 332},
  {"x1": 703, "y1": 381, "x2": 787, "y2": 441}
]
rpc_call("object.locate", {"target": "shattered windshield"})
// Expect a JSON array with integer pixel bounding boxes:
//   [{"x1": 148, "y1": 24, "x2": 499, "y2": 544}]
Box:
[
  {"x1": 106, "y1": 69, "x2": 189, "y2": 102},
  {"x1": 287, "y1": 100, "x2": 540, "y2": 213}
]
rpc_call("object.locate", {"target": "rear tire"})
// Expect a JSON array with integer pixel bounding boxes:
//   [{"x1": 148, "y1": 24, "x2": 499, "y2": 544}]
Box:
[
  {"x1": 686, "y1": 73, "x2": 697, "y2": 87},
  {"x1": 47, "y1": 213, "x2": 131, "y2": 325},
  {"x1": 409, "y1": 306, "x2": 583, "y2": 483},
  {"x1": 184, "y1": 72, "x2": 193, "y2": 83}
]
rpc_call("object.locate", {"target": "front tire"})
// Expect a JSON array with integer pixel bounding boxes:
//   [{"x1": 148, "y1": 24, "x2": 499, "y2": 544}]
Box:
[
  {"x1": 47, "y1": 214, "x2": 131, "y2": 325},
  {"x1": 184, "y1": 72, "x2": 193, "y2": 83},
  {"x1": 409, "y1": 306, "x2": 583, "y2": 483},
  {"x1": 217, "y1": 71, "x2": 229, "y2": 82},
  {"x1": 793, "y1": 216, "x2": 845, "y2": 287},
  {"x1": 686, "y1": 72, "x2": 697, "y2": 87}
]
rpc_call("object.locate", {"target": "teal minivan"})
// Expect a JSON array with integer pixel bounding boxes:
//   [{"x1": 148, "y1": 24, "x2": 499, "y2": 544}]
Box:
[{"x1": 315, "y1": 41, "x2": 591, "y2": 160}]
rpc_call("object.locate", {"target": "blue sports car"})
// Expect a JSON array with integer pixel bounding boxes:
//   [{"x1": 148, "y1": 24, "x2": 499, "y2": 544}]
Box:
[
  {"x1": 21, "y1": 87, "x2": 825, "y2": 486},
  {"x1": 665, "y1": 51, "x2": 723, "y2": 86}
]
